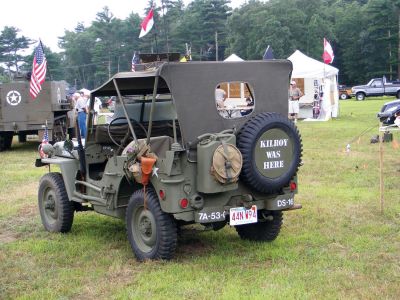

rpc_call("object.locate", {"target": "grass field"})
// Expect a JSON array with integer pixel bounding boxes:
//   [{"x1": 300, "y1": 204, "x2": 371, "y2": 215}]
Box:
[{"x1": 1, "y1": 98, "x2": 399, "y2": 299}]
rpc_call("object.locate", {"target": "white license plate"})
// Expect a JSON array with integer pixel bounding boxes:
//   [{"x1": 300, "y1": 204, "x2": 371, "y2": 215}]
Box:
[{"x1": 229, "y1": 205, "x2": 257, "y2": 226}]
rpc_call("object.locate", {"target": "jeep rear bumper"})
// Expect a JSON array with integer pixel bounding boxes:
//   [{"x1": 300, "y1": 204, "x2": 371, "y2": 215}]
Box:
[{"x1": 173, "y1": 192, "x2": 301, "y2": 223}]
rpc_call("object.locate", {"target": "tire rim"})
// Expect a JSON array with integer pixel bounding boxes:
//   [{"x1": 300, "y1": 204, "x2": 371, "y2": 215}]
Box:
[
  {"x1": 42, "y1": 186, "x2": 58, "y2": 225},
  {"x1": 131, "y1": 206, "x2": 157, "y2": 253}
]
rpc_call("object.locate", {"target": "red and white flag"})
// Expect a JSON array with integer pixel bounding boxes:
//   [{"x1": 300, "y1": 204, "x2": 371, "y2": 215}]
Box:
[
  {"x1": 322, "y1": 38, "x2": 334, "y2": 64},
  {"x1": 30, "y1": 40, "x2": 47, "y2": 99},
  {"x1": 139, "y1": 8, "x2": 154, "y2": 38}
]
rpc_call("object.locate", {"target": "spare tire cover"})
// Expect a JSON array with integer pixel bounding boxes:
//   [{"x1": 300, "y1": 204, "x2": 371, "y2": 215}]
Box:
[{"x1": 237, "y1": 112, "x2": 302, "y2": 193}]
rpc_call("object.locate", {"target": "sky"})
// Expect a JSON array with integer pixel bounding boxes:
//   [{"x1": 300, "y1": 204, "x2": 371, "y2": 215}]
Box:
[{"x1": 1, "y1": 0, "x2": 251, "y2": 53}]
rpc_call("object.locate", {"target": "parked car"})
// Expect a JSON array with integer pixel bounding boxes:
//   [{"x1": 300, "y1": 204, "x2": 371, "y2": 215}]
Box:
[
  {"x1": 338, "y1": 85, "x2": 352, "y2": 100},
  {"x1": 377, "y1": 99, "x2": 400, "y2": 125},
  {"x1": 351, "y1": 77, "x2": 400, "y2": 100}
]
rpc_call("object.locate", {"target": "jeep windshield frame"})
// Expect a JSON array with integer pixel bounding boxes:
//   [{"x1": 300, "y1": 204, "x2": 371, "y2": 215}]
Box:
[{"x1": 90, "y1": 60, "x2": 293, "y2": 144}]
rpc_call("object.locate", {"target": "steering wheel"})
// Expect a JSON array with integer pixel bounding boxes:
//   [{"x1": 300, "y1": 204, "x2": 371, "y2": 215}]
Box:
[{"x1": 107, "y1": 116, "x2": 148, "y2": 147}]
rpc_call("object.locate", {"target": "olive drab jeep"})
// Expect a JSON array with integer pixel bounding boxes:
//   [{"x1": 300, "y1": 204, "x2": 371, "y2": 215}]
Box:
[{"x1": 36, "y1": 59, "x2": 302, "y2": 261}]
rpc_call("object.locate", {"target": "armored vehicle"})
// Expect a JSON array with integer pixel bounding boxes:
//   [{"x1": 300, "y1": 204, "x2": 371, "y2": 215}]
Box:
[
  {"x1": 36, "y1": 60, "x2": 303, "y2": 261},
  {"x1": 0, "y1": 77, "x2": 70, "y2": 151}
]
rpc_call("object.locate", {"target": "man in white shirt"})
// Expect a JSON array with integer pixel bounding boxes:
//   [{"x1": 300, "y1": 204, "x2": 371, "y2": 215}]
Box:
[
  {"x1": 215, "y1": 85, "x2": 227, "y2": 108},
  {"x1": 74, "y1": 91, "x2": 88, "y2": 138}
]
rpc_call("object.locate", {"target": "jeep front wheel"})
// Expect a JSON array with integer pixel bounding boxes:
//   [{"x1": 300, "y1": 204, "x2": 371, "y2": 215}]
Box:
[
  {"x1": 237, "y1": 112, "x2": 302, "y2": 193},
  {"x1": 235, "y1": 211, "x2": 283, "y2": 241},
  {"x1": 126, "y1": 189, "x2": 177, "y2": 261},
  {"x1": 38, "y1": 173, "x2": 74, "y2": 233}
]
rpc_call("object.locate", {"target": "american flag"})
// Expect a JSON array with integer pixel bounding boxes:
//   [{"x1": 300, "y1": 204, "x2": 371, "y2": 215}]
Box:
[
  {"x1": 30, "y1": 41, "x2": 47, "y2": 99},
  {"x1": 39, "y1": 122, "x2": 49, "y2": 158},
  {"x1": 131, "y1": 52, "x2": 139, "y2": 72}
]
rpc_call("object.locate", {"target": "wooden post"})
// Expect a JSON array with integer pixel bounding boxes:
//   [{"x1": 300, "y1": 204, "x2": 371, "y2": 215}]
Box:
[{"x1": 379, "y1": 127, "x2": 384, "y2": 213}]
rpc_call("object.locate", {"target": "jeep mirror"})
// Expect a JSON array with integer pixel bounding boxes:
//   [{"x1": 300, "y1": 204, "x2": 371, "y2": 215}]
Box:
[{"x1": 215, "y1": 81, "x2": 255, "y2": 119}]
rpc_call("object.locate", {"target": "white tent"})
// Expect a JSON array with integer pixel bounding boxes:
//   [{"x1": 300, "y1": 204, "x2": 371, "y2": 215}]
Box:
[
  {"x1": 288, "y1": 50, "x2": 339, "y2": 120},
  {"x1": 224, "y1": 53, "x2": 244, "y2": 62}
]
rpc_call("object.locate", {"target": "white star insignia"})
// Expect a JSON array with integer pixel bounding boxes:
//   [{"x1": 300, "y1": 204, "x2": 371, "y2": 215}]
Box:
[{"x1": 152, "y1": 166, "x2": 159, "y2": 178}]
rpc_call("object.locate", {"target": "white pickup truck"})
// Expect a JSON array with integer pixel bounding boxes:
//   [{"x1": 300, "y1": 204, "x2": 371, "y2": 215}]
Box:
[{"x1": 351, "y1": 77, "x2": 400, "y2": 100}]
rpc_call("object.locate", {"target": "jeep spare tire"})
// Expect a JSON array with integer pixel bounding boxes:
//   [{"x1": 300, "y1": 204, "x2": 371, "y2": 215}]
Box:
[{"x1": 237, "y1": 112, "x2": 302, "y2": 193}]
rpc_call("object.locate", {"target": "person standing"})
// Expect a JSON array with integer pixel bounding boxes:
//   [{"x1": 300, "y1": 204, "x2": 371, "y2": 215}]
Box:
[
  {"x1": 75, "y1": 91, "x2": 88, "y2": 139},
  {"x1": 289, "y1": 80, "x2": 303, "y2": 123},
  {"x1": 93, "y1": 97, "x2": 102, "y2": 125},
  {"x1": 67, "y1": 92, "x2": 80, "y2": 137},
  {"x1": 215, "y1": 85, "x2": 227, "y2": 108}
]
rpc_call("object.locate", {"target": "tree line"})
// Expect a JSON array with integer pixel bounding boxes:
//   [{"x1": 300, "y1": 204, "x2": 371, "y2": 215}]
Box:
[{"x1": 0, "y1": 0, "x2": 399, "y2": 88}]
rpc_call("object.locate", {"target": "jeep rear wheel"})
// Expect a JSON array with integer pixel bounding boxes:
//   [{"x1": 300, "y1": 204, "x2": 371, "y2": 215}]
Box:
[
  {"x1": 235, "y1": 211, "x2": 283, "y2": 241},
  {"x1": 237, "y1": 112, "x2": 302, "y2": 193},
  {"x1": 38, "y1": 173, "x2": 74, "y2": 233},
  {"x1": 126, "y1": 189, "x2": 177, "y2": 261}
]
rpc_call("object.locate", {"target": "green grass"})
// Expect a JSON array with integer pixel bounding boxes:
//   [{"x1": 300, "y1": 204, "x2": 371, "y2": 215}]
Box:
[{"x1": 1, "y1": 98, "x2": 400, "y2": 299}]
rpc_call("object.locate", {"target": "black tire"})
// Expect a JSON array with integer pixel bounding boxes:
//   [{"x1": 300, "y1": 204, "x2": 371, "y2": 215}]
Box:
[
  {"x1": 126, "y1": 188, "x2": 177, "y2": 261},
  {"x1": 235, "y1": 211, "x2": 283, "y2": 241},
  {"x1": 396, "y1": 90, "x2": 400, "y2": 99},
  {"x1": 18, "y1": 133, "x2": 27, "y2": 143},
  {"x1": 38, "y1": 173, "x2": 74, "y2": 233},
  {"x1": 237, "y1": 112, "x2": 302, "y2": 194},
  {"x1": 356, "y1": 92, "x2": 365, "y2": 101},
  {"x1": 0, "y1": 133, "x2": 13, "y2": 151},
  {"x1": 339, "y1": 93, "x2": 348, "y2": 100}
]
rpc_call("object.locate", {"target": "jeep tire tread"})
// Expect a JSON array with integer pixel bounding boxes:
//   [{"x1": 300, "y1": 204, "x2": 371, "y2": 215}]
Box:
[
  {"x1": 126, "y1": 188, "x2": 177, "y2": 261},
  {"x1": 237, "y1": 112, "x2": 302, "y2": 193},
  {"x1": 235, "y1": 211, "x2": 283, "y2": 241},
  {"x1": 38, "y1": 172, "x2": 74, "y2": 233}
]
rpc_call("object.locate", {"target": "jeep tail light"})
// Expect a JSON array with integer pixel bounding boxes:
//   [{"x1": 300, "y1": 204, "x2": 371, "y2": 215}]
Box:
[
  {"x1": 180, "y1": 198, "x2": 189, "y2": 208},
  {"x1": 159, "y1": 189, "x2": 166, "y2": 200},
  {"x1": 290, "y1": 182, "x2": 297, "y2": 191}
]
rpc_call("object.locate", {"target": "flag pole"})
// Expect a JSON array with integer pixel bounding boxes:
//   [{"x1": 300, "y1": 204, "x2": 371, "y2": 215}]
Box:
[
  {"x1": 151, "y1": 5, "x2": 158, "y2": 53},
  {"x1": 40, "y1": 39, "x2": 52, "y2": 81},
  {"x1": 161, "y1": 0, "x2": 170, "y2": 54}
]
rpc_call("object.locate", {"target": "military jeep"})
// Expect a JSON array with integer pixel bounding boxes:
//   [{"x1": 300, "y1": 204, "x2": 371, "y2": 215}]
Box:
[{"x1": 36, "y1": 60, "x2": 302, "y2": 261}]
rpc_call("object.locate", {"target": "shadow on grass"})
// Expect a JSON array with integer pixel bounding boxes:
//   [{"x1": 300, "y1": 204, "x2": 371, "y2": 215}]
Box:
[
  {"x1": 68, "y1": 214, "x2": 255, "y2": 261},
  {"x1": 9, "y1": 141, "x2": 40, "y2": 152}
]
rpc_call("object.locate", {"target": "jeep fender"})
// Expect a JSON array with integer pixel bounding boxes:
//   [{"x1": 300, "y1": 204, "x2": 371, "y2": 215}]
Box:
[{"x1": 40, "y1": 157, "x2": 80, "y2": 201}]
